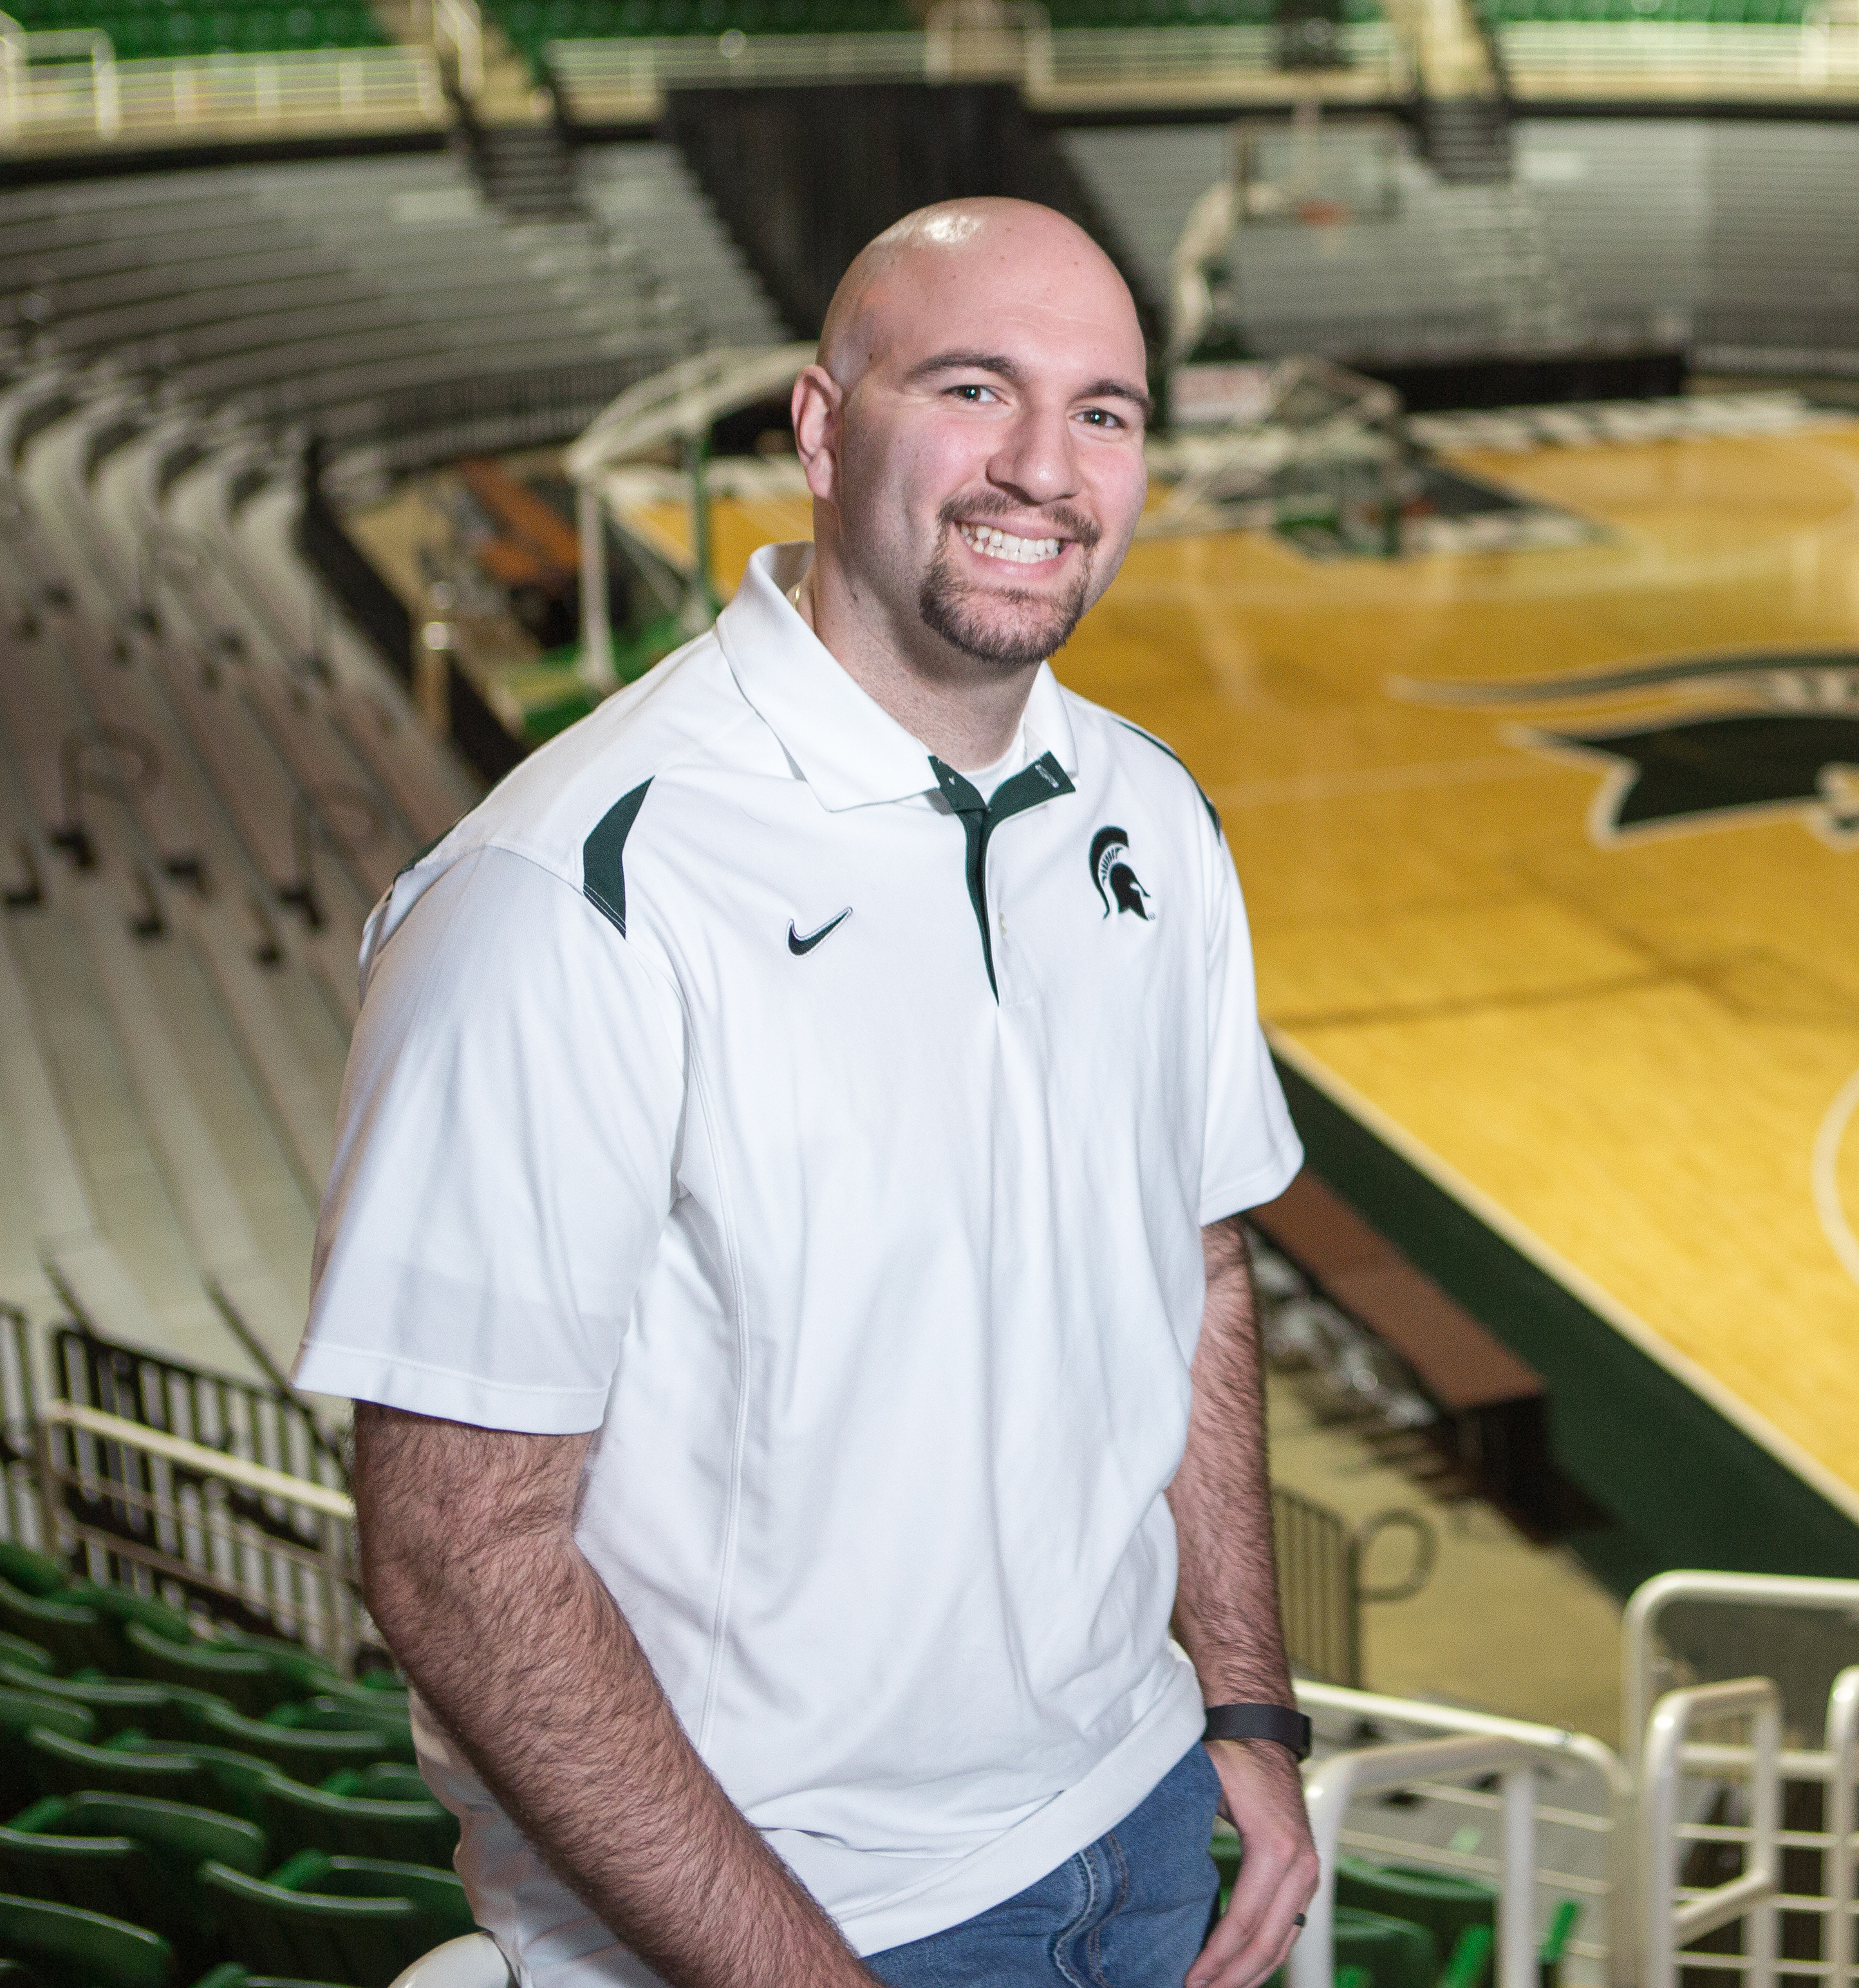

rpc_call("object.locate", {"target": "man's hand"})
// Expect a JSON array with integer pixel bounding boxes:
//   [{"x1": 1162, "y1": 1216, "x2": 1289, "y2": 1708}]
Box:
[{"x1": 1188, "y1": 1739, "x2": 1320, "y2": 1988}]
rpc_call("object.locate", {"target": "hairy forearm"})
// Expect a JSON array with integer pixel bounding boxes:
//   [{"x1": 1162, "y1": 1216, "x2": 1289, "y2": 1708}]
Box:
[
  {"x1": 1165, "y1": 1217, "x2": 1293, "y2": 1705},
  {"x1": 353, "y1": 1404, "x2": 872, "y2": 1988}
]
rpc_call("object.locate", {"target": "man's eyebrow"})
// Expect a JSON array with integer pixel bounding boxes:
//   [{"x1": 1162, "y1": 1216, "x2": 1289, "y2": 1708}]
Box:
[
  {"x1": 907, "y1": 351, "x2": 1153, "y2": 422},
  {"x1": 1082, "y1": 377, "x2": 1154, "y2": 422},
  {"x1": 905, "y1": 349, "x2": 1024, "y2": 385}
]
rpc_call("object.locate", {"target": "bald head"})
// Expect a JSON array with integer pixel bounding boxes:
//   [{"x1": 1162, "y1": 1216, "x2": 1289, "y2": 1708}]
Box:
[{"x1": 818, "y1": 198, "x2": 1144, "y2": 395}]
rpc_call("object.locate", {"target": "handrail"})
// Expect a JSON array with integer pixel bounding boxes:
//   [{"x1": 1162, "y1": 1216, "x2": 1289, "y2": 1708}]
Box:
[
  {"x1": 433, "y1": 0, "x2": 482, "y2": 98},
  {"x1": 0, "y1": 41, "x2": 443, "y2": 147},
  {"x1": 1827, "y1": 1667, "x2": 1859, "y2": 1988},
  {"x1": 35, "y1": 1398, "x2": 355, "y2": 1518},
  {"x1": 1639, "y1": 1676, "x2": 1780, "y2": 1988},
  {"x1": 545, "y1": 20, "x2": 1409, "y2": 109},
  {"x1": 1623, "y1": 1571, "x2": 1859, "y2": 1779},
  {"x1": 1293, "y1": 1731, "x2": 1574, "y2": 1988}
]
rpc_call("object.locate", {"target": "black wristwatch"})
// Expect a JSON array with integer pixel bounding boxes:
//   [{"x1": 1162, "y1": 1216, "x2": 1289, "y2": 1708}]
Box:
[{"x1": 1203, "y1": 1702, "x2": 1313, "y2": 1760}]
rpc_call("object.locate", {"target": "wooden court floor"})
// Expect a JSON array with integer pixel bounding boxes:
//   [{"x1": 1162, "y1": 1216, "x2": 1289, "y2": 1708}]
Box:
[{"x1": 637, "y1": 420, "x2": 1859, "y2": 1533}]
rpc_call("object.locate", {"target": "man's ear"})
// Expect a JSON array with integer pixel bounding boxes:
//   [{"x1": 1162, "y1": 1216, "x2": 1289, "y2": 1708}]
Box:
[{"x1": 792, "y1": 364, "x2": 842, "y2": 505}]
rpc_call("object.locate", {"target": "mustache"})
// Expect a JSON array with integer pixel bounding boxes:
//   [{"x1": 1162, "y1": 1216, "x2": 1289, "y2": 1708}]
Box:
[{"x1": 938, "y1": 491, "x2": 1102, "y2": 550}]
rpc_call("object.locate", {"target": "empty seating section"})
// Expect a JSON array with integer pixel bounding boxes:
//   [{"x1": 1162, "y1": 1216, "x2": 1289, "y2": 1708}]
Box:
[
  {"x1": 5, "y1": 0, "x2": 391, "y2": 58},
  {"x1": 1061, "y1": 118, "x2": 1859, "y2": 369},
  {"x1": 0, "y1": 144, "x2": 780, "y2": 1375},
  {"x1": 0, "y1": 1552, "x2": 472, "y2": 1987}
]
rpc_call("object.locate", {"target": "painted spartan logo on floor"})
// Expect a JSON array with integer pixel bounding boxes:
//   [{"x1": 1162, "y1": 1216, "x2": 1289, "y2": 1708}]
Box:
[{"x1": 1392, "y1": 651, "x2": 1859, "y2": 850}]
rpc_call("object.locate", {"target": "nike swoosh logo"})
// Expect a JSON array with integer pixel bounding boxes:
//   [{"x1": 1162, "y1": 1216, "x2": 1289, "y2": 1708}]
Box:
[{"x1": 788, "y1": 908, "x2": 852, "y2": 955}]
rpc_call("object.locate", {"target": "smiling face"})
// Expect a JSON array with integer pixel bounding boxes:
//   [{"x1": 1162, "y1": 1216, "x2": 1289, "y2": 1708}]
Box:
[{"x1": 796, "y1": 202, "x2": 1150, "y2": 680}]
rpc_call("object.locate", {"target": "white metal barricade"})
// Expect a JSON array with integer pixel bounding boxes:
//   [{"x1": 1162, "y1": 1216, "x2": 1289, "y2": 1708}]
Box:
[
  {"x1": 1296, "y1": 1734, "x2": 1571, "y2": 1988},
  {"x1": 1639, "y1": 1678, "x2": 1780, "y2": 1988}
]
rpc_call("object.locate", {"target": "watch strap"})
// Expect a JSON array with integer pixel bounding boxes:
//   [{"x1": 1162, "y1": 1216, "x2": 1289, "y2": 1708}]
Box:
[{"x1": 1202, "y1": 1702, "x2": 1313, "y2": 1760}]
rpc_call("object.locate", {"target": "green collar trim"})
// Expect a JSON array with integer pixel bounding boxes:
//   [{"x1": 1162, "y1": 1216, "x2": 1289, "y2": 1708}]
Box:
[{"x1": 928, "y1": 751, "x2": 1076, "y2": 999}]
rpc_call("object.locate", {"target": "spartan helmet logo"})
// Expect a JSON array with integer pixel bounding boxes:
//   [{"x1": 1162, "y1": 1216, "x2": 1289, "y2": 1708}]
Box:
[{"x1": 1090, "y1": 825, "x2": 1152, "y2": 919}]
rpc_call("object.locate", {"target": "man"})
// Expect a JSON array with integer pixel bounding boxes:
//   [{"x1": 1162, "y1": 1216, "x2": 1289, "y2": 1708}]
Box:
[{"x1": 294, "y1": 197, "x2": 1317, "y2": 1988}]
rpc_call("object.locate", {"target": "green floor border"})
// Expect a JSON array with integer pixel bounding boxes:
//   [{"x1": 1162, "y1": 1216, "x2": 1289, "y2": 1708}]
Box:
[{"x1": 1272, "y1": 1051, "x2": 1859, "y2": 1598}]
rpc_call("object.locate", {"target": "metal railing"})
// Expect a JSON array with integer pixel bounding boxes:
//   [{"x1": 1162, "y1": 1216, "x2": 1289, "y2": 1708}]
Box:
[
  {"x1": 545, "y1": 21, "x2": 1410, "y2": 117},
  {"x1": 0, "y1": 1304, "x2": 42, "y2": 1553},
  {"x1": 1293, "y1": 1721, "x2": 1619, "y2": 1988},
  {"x1": 34, "y1": 1396, "x2": 361, "y2": 1668},
  {"x1": 0, "y1": 32, "x2": 444, "y2": 147},
  {"x1": 1499, "y1": 19, "x2": 1859, "y2": 96},
  {"x1": 1298, "y1": 1680, "x2": 1624, "y2": 1988},
  {"x1": 1640, "y1": 1677, "x2": 1781, "y2": 1988},
  {"x1": 1273, "y1": 1484, "x2": 1437, "y2": 1688},
  {"x1": 1623, "y1": 1571, "x2": 1859, "y2": 1777}
]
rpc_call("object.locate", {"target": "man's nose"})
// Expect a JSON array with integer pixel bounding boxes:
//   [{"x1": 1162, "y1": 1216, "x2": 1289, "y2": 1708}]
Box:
[{"x1": 986, "y1": 404, "x2": 1081, "y2": 507}]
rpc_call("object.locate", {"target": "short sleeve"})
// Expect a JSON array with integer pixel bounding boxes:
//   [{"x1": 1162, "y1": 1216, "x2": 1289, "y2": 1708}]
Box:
[
  {"x1": 1200, "y1": 825, "x2": 1302, "y2": 1224},
  {"x1": 292, "y1": 843, "x2": 686, "y2": 1433}
]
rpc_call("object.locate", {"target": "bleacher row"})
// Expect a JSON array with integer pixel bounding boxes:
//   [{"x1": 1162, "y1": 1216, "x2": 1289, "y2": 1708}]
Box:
[
  {"x1": 0, "y1": 1538, "x2": 471, "y2": 1988},
  {"x1": 0, "y1": 148, "x2": 780, "y2": 460}
]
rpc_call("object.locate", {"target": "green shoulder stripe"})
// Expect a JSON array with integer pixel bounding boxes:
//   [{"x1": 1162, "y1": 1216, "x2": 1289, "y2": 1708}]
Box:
[
  {"x1": 1114, "y1": 718, "x2": 1220, "y2": 832},
  {"x1": 583, "y1": 778, "x2": 653, "y2": 936}
]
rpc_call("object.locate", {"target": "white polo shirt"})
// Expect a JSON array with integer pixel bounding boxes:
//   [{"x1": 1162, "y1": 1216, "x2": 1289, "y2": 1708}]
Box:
[{"x1": 295, "y1": 541, "x2": 1301, "y2": 1986}]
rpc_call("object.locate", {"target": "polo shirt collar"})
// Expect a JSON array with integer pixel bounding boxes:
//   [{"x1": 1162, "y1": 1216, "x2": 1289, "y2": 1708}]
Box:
[{"x1": 715, "y1": 542, "x2": 1078, "y2": 812}]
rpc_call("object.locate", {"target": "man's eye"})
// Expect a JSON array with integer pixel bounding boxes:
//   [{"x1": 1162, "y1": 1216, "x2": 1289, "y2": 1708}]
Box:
[
  {"x1": 949, "y1": 383, "x2": 996, "y2": 402},
  {"x1": 1079, "y1": 407, "x2": 1122, "y2": 429}
]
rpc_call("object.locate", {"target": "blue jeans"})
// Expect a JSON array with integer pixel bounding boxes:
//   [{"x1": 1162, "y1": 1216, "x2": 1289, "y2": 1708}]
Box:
[{"x1": 866, "y1": 1743, "x2": 1223, "y2": 1988}]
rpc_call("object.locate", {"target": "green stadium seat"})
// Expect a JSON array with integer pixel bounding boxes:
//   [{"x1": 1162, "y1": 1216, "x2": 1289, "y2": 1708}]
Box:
[
  {"x1": 322, "y1": 1766, "x2": 430, "y2": 1804},
  {"x1": 66, "y1": 1587, "x2": 197, "y2": 1663},
  {"x1": 0, "y1": 1666, "x2": 175, "y2": 1741},
  {"x1": 1335, "y1": 1858, "x2": 1495, "y2": 1964},
  {"x1": 216, "y1": 1638, "x2": 350, "y2": 1700},
  {"x1": 0, "y1": 1638, "x2": 53, "y2": 1680},
  {"x1": 0, "y1": 1550, "x2": 67, "y2": 1603},
  {"x1": 192, "y1": 1971, "x2": 348, "y2": 1988},
  {"x1": 120, "y1": 1627, "x2": 294, "y2": 1722},
  {"x1": 282, "y1": 1855, "x2": 473, "y2": 1942},
  {"x1": 257, "y1": 1776, "x2": 458, "y2": 1870},
  {"x1": 196, "y1": 1859, "x2": 431, "y2": 1988},
  {"x1": 0, "y1": 1694, "x2": 95, "y2": 1819},
  {"x1": 23, "y1": 1730, "x2": 213, "y2": 1808},
  {"x1": 0, "y1": 1585, "x2": 113, "y2": 1679},
  {"x1": 0, "y1": 1816, "x2": 199, "y2": 1967},
  {"x1": 0, "y1": 1894, "x2": 172, "y2": 1988},
  {"x1": 1332, "y1": 1906, "x2": 1439, "y2": 1988},
  {"x1": 270, "y1": 1698, "x2": 416, "y2": 1767},
  {"x1": 21, "y1": 1794, "x2": 265, "y2": 1876},
  {"x1": 106, "y1": 1739, "x2": 276, "y2": 1827},
  {"x1": 1538, "y1": 1899, "x2": 1582, "y2": 1988},
  {"x1": 171, "y1": 1701, "x2": 389, "y2": 1783},
  {"x1": 1443, "y1": 1925, "x2": 1494, "y2": 1988},
  {"x1": 2, "y1": 1794, "x2": 266, "y2": 1970}
]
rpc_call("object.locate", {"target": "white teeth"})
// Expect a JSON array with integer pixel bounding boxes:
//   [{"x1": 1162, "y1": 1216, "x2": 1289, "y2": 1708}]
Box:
[{"x1": 957, "y1": 521, "x2": 1062, "y2": 565}]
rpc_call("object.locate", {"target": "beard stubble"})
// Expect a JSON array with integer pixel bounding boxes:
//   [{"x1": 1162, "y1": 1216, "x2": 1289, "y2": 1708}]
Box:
[{"x1": 917, "y1": 494, "x2": 1099, "y2": 670}]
